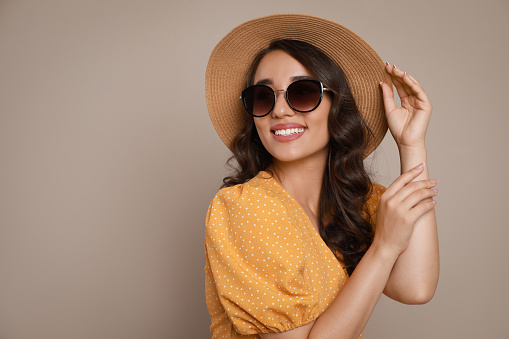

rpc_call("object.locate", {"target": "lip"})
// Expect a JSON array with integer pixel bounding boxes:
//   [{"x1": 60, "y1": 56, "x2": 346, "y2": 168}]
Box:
[
  {"x1": 270, "y1": 123, "x2": 307, "y2": 143},
  {"x1": 270, "y1": 123, "x2": 307, "y2": 132}
]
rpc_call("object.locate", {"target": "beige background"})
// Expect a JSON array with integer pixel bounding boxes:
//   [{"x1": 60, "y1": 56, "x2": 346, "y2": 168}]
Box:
[{"x1": 1, "y1": 0, "x2": 508, "y2": 338}]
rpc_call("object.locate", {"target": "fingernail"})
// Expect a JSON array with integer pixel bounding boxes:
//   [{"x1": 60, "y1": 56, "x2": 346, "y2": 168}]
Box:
[
  {"x1": 414, "y1": 162, "x2": 424, "y2": 170},
  {"x1": 432, "y1": 189, "x2": 439, "y2": 194},
  {"x1": 393, "y1": 65, "x2": 397, "y2": 69},
  {"x1": 386, "y1": 62, "x2": 391, "y2": 66},
  {"x1": 404, "y1": 71, "x2": 407, "y2": 75},
  {"x1": 432, "y1": 200, "x2": 438, "y2": 205},
  {"x1": 430, "y1": 179, "x2": 439, "y2": 184},
  {"x1": 379, "y1": 82, "x2": 384, "y2": 86}
]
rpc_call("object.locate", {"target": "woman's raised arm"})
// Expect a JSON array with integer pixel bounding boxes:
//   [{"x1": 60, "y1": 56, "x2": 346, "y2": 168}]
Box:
[{"x1": 379, "y1": 63, "x2": 439, "y2": 304}]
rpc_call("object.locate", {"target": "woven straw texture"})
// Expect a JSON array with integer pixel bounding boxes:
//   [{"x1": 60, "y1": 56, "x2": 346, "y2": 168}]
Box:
[{"x1": 205, "y1": 13, "x2": 391, "y2": 157}]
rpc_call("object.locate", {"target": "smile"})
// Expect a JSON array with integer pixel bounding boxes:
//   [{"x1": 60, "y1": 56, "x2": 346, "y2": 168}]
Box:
[{"x1": 274, "y1": 128, "x2": 305, "y2": 136}]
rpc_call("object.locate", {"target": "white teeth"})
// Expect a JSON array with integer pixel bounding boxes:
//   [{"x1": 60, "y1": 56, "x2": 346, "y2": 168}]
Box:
[{"x1": 274, "y1": 128, "x2": 305, "y2": 136}]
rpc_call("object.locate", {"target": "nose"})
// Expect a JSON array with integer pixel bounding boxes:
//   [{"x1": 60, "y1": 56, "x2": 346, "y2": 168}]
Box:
[{"x1": 271, "y1": 89, "x2": 295, "y2": 118}]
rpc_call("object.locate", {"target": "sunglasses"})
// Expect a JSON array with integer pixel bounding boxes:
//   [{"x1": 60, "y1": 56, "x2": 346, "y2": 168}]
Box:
[{"x1": 241, "y1": 79, "x2": 333, "y2": 117}]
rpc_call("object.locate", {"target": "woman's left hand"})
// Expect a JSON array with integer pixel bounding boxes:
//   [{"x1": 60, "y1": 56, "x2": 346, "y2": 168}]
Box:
[{"x1": 380, "y1": 63, "x2": 432, "y2": 149}]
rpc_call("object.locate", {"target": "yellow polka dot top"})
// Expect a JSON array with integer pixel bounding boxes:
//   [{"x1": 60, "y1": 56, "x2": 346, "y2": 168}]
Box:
[{"x1": 204, "y1": 171, "x2": 386, "y2": 338}]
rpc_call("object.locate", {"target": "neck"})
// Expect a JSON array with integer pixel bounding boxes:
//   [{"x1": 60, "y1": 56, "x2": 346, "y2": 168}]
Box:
[{"x1": 269, "y1": 148, "x2": 328, "y2": 214}]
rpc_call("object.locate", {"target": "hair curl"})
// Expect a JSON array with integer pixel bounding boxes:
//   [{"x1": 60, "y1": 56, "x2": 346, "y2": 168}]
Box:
[{"x1": 222, "y1": 39, "x2": 374, "y2": 275}]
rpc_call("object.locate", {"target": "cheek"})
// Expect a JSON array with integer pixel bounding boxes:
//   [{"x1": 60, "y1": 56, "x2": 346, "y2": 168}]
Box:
[
  {"x1": 314, "y1": 106, "x2": 331, "y2": 135},
  {"x1": 253, "y1": 118, "x2": 270, "y2": 140}
]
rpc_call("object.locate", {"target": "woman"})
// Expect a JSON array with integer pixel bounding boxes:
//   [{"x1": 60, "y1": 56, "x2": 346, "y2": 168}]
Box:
[{"x1": 204, "y1": 14, "x2": 439, "y2": 339}]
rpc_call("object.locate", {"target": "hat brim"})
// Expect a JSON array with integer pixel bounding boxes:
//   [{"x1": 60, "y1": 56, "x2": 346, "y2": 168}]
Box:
[{"x1": 205, "y1": 13, "x2": 390, "y2": 157}]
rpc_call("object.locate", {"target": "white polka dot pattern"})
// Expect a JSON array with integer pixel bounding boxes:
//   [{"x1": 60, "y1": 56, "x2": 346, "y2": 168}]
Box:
[{"x1": 204, "y1": 171, "x2": 386, "y2": 338}]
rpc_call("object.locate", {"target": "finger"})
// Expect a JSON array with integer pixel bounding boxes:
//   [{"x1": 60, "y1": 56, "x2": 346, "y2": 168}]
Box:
[
  {"x1": 380, "y1": 81, "x2": 397, "y2": 114},
  {"x1": 388, "y1": 64, "x2": 413, "y2": 99},
  {"x1": 392, "y1": 76, "x2": 410, "y2": 101},
  {"x1": 394, "y1": 179, "x2": 439, "y2": 201},
  {"x1": 405, "y1": 73, "x2": 421, "y2": 86},
  {"x1": 383, "y1": 163, "x2": 425, "y2": 198},
  {"x1": 393, "y1": 69, "x2": 432, "y2": 111},
  {"x1": 401, "y1": 73, "x2": 430, "y2": 104},
  {"x1": 403, "y1": 187, "x2": 438, "y2": 209},
  {"x1": 409, "y1": 199, "x2": 437, "y2": 221}
]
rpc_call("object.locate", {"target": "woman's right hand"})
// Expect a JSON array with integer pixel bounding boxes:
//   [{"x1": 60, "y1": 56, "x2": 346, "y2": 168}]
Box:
[{"x1": 373, "y1": 163, "x2": 438, "y2": 256}]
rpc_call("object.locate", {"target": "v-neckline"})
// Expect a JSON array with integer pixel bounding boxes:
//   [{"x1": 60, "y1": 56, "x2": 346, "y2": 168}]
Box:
[{"x1": 255, "y1": 171, "x2": 348, "y2": 273}]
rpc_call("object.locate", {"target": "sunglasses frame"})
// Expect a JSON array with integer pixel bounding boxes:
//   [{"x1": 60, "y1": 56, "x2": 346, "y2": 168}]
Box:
[{"x1": 240, "y1": 79, "x2": 334, "y2": 117}]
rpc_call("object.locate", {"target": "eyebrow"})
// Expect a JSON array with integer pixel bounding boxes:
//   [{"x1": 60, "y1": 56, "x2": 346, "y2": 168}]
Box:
[{"x1": 255, "y1": 75, "x2": 314, "y2": 86}]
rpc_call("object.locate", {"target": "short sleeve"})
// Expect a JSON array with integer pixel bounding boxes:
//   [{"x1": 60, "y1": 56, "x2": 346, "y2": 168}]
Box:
[{"x1": 204, "y1": 184, "x2": 325, "y2": 336}]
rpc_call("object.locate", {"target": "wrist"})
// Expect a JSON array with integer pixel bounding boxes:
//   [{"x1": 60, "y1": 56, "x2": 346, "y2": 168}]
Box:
[
  {"x1": 398, "y1": 145, "x2": 428, "y2": 169},
  {"x1": 369, "y1": 240, "x2": 400, "y2": 265},
  {"x1": 397, "y1": 143, "x2": 427, "y2": 155}
]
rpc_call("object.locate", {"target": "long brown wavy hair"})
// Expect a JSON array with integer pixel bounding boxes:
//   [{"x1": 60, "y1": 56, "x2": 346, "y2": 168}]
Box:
[{"x1": 222, "y1": 39, "x2": 374, "y2": 275}]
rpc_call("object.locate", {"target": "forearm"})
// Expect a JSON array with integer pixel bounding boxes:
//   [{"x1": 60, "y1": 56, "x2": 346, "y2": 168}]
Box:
[
  {"x1": 398, "y1": 145, "x2": 428, "y2": 180},
  {"x1": 383, "y1": 145, "x2": 439, "y2": 303},
  {"x1": 308, "y1": 242, "x2": 399, "y2": 339}
]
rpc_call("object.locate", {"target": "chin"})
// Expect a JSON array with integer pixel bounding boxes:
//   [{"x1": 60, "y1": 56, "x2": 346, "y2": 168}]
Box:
[
  {"x1": 264, "y1": 145, "x2": 301, "y2": 162},
  {"x1": 268, "y1": 146, "x2": 329, "y2": 165}
]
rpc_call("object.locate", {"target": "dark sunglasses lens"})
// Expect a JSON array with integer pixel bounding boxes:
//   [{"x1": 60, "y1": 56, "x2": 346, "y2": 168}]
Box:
[
  {"x1": 243, "y1": 85, "x2": 274, "y2": 116},
  {"x1": 287, "y1": 80, "x2": 321, "y2": 112}
]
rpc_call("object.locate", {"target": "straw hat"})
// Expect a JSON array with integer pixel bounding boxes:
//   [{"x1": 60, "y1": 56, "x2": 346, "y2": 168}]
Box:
[{"x1": 205, "y1": 13, "x2": 390, "y2": 157}]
